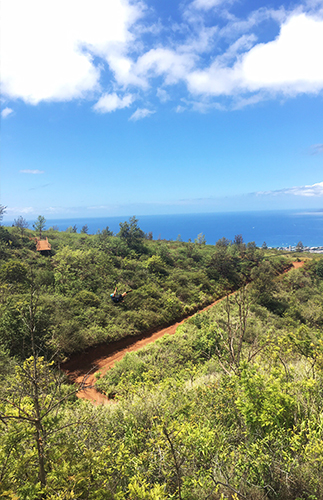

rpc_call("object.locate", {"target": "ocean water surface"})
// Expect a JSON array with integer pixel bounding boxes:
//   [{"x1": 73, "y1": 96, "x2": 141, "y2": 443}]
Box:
[{"x1": 4, "y1": 209, "x2": 323, "y2": 248}]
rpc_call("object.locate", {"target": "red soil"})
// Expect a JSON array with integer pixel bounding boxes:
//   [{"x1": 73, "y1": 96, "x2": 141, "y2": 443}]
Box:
[
  {"x1": 61, "y1": 261, "x2": 304, "y2": 405},
  {"x1": 290, "y1": 261, "x2": 304, "y2": 268}
]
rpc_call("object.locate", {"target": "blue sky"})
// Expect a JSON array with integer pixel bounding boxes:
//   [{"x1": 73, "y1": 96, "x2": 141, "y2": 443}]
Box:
[{"x1": 1, "y1": 0, "x2": 323, "y2": 220}]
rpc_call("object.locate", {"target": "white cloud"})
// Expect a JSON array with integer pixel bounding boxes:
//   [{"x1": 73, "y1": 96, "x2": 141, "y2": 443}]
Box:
[
  {"x1": 6, "y1": 206, "x2": 34, "y2": 215},
  {"x1": 191, "y1": 0, "x2": 233, "y2": 10},
  {"x1": 1, "y1": 107, "x2": 13, "y2": 118},
  {"x1": 93, "y1": 93, "x2": 134, "y2": 113},
  {"x1": 187, "y1": 62, "x2": 241, "y2": 96},
  {"x1": 135, "y1": 48, "x2": 196, "y2": 85},
  {"x1": 258, "y1": 181, "x2": 323, "y2": 197},
  {"x1": 46, "y1": 206, "x2": 68, "y2": 214},
  {"x1": 187, "y1": 13, "x2": 323, "y2": 98},
  {"x1": 241, "y1": 14, "x2": 323, "y2": 93},
  {"x1": 286, "y1": 182, "x2": 323, "y2": 197},
  {"x1": 231, "y1": 92, "x2": 269, "y2": 110},
  {"x1": 218, "y1": 7, "x2": 287, "y2": 41},
  {"x1": 88, "y1": 205, "x2": 110, "y2": 210},
  {"x1": 129, "y1": 108, "x2": 155, "y2": 121},
  {"x1": 1, "y1": 0, "x2": 143, "y2": 104},
  {"x1": 20, "y1": 169, "x2": 44, "y2": 174},
  {"x1": 157, "y1": 88, "x2": 170, "y2": 102},
  {"x1": 2, "y1": 1, "x2": 323, "y2": 112},
  {"x1": 178, "y1": 25, "x2": 218, "y2": 55},
  {"x1": 106, "y1": 53, "x2": 148, "y2": 88}
]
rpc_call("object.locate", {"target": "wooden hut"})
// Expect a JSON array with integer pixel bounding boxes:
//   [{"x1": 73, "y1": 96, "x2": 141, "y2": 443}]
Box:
[{"x1": 35, "y1": 237, "x2": 51, "y2": 254}]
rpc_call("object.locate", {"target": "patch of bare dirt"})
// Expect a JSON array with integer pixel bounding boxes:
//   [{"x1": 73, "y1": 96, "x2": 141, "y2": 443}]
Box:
[{"x1": 291, "y1": 261, "x2": 304, "y2": 268}]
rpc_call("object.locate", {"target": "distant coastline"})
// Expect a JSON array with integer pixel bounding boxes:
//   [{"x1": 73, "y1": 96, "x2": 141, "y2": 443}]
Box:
[{"x1": 3, "y1": 208, "x2": 323, "y2": 248}]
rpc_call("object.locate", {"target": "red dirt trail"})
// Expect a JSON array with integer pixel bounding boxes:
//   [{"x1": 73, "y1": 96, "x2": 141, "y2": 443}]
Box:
[{"x1": 61, "y1": 261, "x2": 304, "y2": 405}]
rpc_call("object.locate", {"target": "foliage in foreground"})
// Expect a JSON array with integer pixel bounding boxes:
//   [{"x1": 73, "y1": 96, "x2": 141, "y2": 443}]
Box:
[{"x1": 1, "y1": 258, "x2": 323, "y2": 499}]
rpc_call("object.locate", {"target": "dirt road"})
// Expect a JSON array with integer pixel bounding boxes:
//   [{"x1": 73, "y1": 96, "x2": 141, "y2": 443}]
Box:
[
  {"x1": 61, "y1": 296, "x2": 228, "y2": 404},
  {"x1": 61, "y1": 261, "x2": 304, "y2": 405}
]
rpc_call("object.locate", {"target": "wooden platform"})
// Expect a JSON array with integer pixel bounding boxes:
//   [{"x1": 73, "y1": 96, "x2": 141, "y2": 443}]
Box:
[{"x1": 35, "y1": 237, "x2": 51, "y2": 251}]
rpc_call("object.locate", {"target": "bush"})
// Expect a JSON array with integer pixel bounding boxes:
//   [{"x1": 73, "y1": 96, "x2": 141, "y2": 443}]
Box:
[
  {"x1": 75, "y1": 290, "x2": 100, "y2": 308},
  {"x1": 0, "y1": 259, "x2": 29, "y2": 285}
]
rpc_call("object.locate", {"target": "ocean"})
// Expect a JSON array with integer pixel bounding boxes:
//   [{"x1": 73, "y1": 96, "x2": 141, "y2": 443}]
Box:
[{"x1": 4, "y1": 209, "x2": 323, "y2": 248}]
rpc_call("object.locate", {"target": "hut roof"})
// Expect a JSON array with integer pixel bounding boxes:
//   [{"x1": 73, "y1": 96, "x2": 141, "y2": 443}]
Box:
[{"x1": 36, "y1": 237, "x2": 51, "y2": 251}]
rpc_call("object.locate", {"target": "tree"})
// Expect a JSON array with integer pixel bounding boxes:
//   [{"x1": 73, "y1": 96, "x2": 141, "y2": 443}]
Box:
[
  {"x1": 14, "y1": 216, "x2": 29, "y2": 235},
  {"x1": 118, "y1": 216, "x2": 145, "y2": 247},
  {"x1": 208, "y1": 247, "x2": 240, "y2": 288},
  {"x1": 103, "y1": 226, "x2": 113, "y2": 236},
  {"x1": 0, "y1": 277, "x2": 80, "y2": 489},
  {"x1": 72, "y1": 225, "x2": 77, "y2": 233},
  {"x1": 262, "y1": 241, "x2": 268, "y2": 249},
  {"x1": 250, "y1": 260, "x2": 277, "y2": 307},
  {"x1": 81, "y1": 224, "x2": 88, "y2": 234},
  {"x1": 195, "y1": 233, "x2": 206, "y2": 245},
  {"x1": 33, "y1": 216, "x2": 46, "y2": 238},
  {"x1": 216, "y1": 237, "x2": 231, "y2": 247},
  {"x1": 0, "y1": 356, "x2": 80, "y2": 489},
  {"x1": 0, "y1": 205, "x2": 6, "y2": 224},
  {"x1": 213, "y1": 287, "x2": 251, "y2": 375},
  {"x1": 233, "y1": 234, "x2": 244, "y2": 246},
  {"x1": 246, "y1": 241, "x2": 259, "y2": 263},
  {"x1": 296, "y1": 241, "x2": 304, "y2": 252}
]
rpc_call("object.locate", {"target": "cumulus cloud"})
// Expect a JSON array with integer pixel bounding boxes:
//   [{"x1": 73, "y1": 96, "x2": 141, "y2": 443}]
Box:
[
  {"x1": 2, "y1": 0, "x2": 323, "y2": 112},
  {"x1": 1, "y1": 107, "x2": 13, "y2": 118},
  {"x1": 135, "y1": 48, "x2": 196, "y2": 86},
  {"x1": 129, "y1": 108, "x2": 155, "y2": 121},
  {"x1": 187, "y1": 13, "x2": 323, "y2": 97},
  {"x1": 20, "y1": 169, "x2": 44, "y2": 174},
  {"x1": 1, "y1": 0, "x2": 143, "y2": 104},
  {"x1": 241, "y1": 14, "x2": 323, "y2": 94},
  {"x1": 257, "y1": 182, "x2": 323, "y2": 197},
  {"x1": 93, "y1": 93, "x2": 134, "y2": 113}
]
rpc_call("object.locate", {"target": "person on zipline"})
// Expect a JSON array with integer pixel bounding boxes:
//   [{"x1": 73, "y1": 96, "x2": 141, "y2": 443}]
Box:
[{"x1": 110, "y1": 285, "x2": 132, "y2": 303}]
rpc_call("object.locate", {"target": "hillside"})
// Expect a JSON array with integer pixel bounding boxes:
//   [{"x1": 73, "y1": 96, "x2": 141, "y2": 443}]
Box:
[
  {"x1": 0, "y1": 219, "x2": 291, "y2": 359},
  {"x1": 1, "y1": 220, "x2": 323, "y2": 499}
]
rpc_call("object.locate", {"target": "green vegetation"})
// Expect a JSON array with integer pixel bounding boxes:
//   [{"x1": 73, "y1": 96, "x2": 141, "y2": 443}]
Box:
[
  {"x1": 1, "y1": 217, "x2": 322, "y2": 499},
  {"x1": 0, "y1": 217, "x2": 289, "y2": 358},
  {"x1": 33, "y1": 215, "x2": 47, "y2": 238}
]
